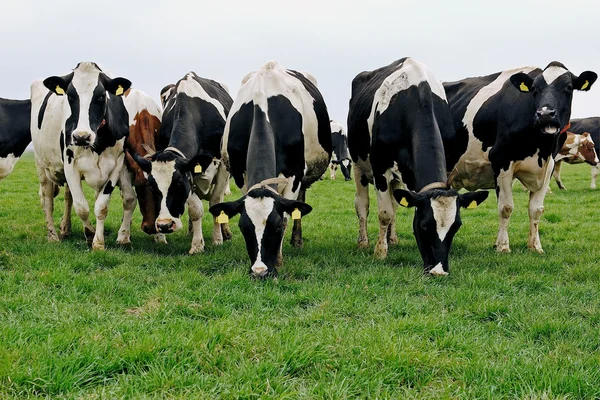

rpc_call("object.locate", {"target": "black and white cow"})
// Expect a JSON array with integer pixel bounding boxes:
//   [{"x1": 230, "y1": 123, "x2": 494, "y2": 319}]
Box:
[
  {"x1": 568, "y1": 117, "x2": 600, "y2": 188},
  {"x1": 209, "y1": 61, "x2": 331, "y2": 278},
  {"x1": 132, "y1": 72, "x2": 233, "y2": 254},
  {"x1": 329, "y1": 120, "x2": 352, "y2": 180},
  {"x1": 348, "y1": 57, "x2": 489, "y2": 276},
  {"x1": 0, "y1": 98, "x2": 31, "y2": 180},
  {"x1": 31, "y1": 62, "x2": 134, "y2": 248},
  {"x1": 443, "y1": 62, "x2": 597, "y2": 253}
]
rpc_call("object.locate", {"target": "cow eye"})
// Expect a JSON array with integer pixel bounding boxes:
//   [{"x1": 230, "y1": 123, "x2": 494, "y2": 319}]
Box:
[{"x1": 96, "y1": 96, "x2": 105, "y2": 103}]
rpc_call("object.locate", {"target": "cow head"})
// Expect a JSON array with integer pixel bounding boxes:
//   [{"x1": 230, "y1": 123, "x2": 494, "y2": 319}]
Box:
[
  {"x1": 511, "y1": 62, "x2": 597, "y2": 135},
  {"x1": 133, "y1": 149, "x2": 216, "y2": 233},
  {"x1": 43, "y1": 62, "x2": 131, "y2": 147},
  {"x1": 393, "y1": 188, "x2": 489, "y2": 276},
  {"x1": 125, "y1": 148, "x2": 160, "y2": 234},
  {"x1": 209, "y1": 187, "x2": 312, "y2": 278},
  {"x1": 558, "y1": 132, "x2": 599, "y2": 166}
]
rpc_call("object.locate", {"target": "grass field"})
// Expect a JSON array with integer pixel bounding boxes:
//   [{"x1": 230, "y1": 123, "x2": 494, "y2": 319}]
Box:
[{"x1": 1, "y1": 152, "x2": 600, "y2": 399}]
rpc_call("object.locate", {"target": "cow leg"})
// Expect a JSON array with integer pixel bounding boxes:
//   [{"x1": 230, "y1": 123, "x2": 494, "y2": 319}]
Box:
[
  {"x1": 290, "y1": 188, "x2": 306, "y2": 247},
  {"x1": 374, "y1": 171, "x2": 394, "y2": 259},
  {"x1": 527, "y1": 161, "x2": 553, "y2": 253},
  {"x1": 116, "y1": 168, "x2": 137, "y2": 245},
  {"x1": 330, "y1": 163, "x2": 336, "y2": 180},
  {"x1": 553, "y1": 160, "x2": 566, "y2": 190},
  {"x1": 278, "y1": 216, "x2": 288, "y2": 269},
  {"x1": 187, "y1": 192, "x2": 205, "y2": 254},
  {"x1": 495, "y1": 168, "x2": 514, "y2": 253},
  {"x1": 354, "y1": 163, "x2": 370, "y2": 248},
  {"x1": 37, "y1": 168, "x2": 60, "y2": 242},
  {"x1": 591, "y1": 165, "x2": 598, "y2": 189},
  {"x1": 65, "y1": 176, "x2": 95, "y2": 245},
  {"x1": 387, "y1": 196, "x2": 399, "y2": 245},
  {"x1": 59, "y1": 184, "x2": 73, "y2": 238},
  {"x1": 209, "y1": 164, "x2": 232, "y2": 245}
]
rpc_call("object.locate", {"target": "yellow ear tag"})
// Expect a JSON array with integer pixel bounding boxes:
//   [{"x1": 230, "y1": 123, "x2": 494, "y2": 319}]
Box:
[
  {"x1": 291, "y1": 208, "x2": 301, "y2": 220},
  {"x1": 581, "y1": 80, "x2": 590, "y2": 90},
  {"x1": 467, "y1": 200, "x2": 478, "y2": 209},
  {"x1": 216, "y1": 211, "x2": 229, "y2": 224},
  {"x1": 399, "y1": 197, "x2": 409, "y2": 207},
  {"x1": 116, "y1": 85, "x2": 124, "y2": 96},
  {"x1": 55, "y1": 86, "x2": 65, "y2": 95},
  {"x1": 194, "y1": 164, "x2": 202, "y2": 174},
  {"x1": 519, "y1": 82, "x2": 529, "y2": 92}
]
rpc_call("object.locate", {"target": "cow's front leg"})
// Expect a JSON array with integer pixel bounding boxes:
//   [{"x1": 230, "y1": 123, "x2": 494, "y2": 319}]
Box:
[
  {"x1": 37, "y1": 167, "x2": 59, "y2": 242},
  {"x1": 208, "y1": 164, "x2": 231, "y2": 245},
  {"x1": 354, "y1": 163, "x2": 370, "y2": 248},
  {"x1": 64, "y1": 165, "x2": 95, "y2": 245},
  {"x1": 527, "y1": 160, "x2": 553, "y2": 253},
  {"x1": 187, "y1": 193, "x2": 205, "y2": 254},
  {"x1": 495, "y1": 168, "x2": 514, "y2": 253},
  {"x1": 553, "y1": 160, "x2": 566, "y2": 190},
  {"x1": 116, "y1": 168, "x2": 136, "y2": 245},
  {"x1": 290, "y1": 188, "x2": 306, "y2": 248},
  {"x1": 59, "y1": 184, "x2": 72, "y2": 238},
  {"x1": 591, "y1": 165, "x2": 598, "y2": 189}
]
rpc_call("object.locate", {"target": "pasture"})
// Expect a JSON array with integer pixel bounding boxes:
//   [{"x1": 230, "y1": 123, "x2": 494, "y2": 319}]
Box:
[{"x1": 1, "y1": 153, "x2": 600, "y2": 399}]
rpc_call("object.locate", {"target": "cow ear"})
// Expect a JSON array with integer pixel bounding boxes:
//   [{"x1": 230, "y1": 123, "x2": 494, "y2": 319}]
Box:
[
  {"x1": 574, "y1": 71, "x2": 598, "y2": 91},
  {"x1": 510, "y1": 73, "x2": 534, "y2": 93},
  {"x1": 458, "y1": 190, "x2": 489, "y2": 209},
  {"x1": 132, "y1": 152, "x2": 152, "y2": 173},
  {"x1": 103, "y1": 76, "x2": 132, "y2": 96},
  {"x1": 393, "y1": 189, "x2": 421, "y2": 208},
  {"x1": 209, "y1": 198, "x2": 245, "y2": 219},
  {"x1": 278, "y1": 198, "x2": 313, "y2": 218},
  {"x1": 183, "y1": 154, "x2": 214, "y2": 175},
  {"x1": 43, "y1": 76, "x2": 69, "y2": 96}
]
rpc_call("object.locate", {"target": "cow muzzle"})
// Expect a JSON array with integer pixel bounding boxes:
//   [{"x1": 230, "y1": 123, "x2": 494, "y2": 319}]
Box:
[
  {"x1": 142, "y1": 221, "x2": 158, "y2": 235},
  {"x1": 534, "y1": 108, "x2": 560, "y2": 134},
  {"x1": 156, "y1": 218, "x2": 176, "y2": 233},
  {"x1": 72, "y1": 131, "x2": 93, "y2": 146},
  {"x1": 250, "y1": 261, "x2": 270, "y2": 278}
]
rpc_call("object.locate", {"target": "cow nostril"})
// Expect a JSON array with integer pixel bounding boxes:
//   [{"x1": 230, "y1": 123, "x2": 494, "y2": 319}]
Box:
[{"x1": 549, "y1": 110, "x2": 556, "y2": 117}]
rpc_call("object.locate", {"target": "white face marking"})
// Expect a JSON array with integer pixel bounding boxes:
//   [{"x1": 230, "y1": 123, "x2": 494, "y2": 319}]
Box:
[
  {"x1": 542, "y1": 66, "x2": 568, "y2": 85},
  {"x1": 429, "y1": 263, "x2": 448, "y2": 276},
  {"x1": 152, "y1": 160, "x2": 178, "y2": 222},
  {"x1": 430, "y1": 196, "x2": 458, "y2": 242},
  {"x1": 244, "y1": 196, "x2": 276, "y2": 267},
  {"x1": 70, "y1": 63, "x2": 103, "y2": 143},
  {"x1": 178, "y1": 73, "x2": 227, "y2": 120},
  {"x1": 367, "y1": 58, "x2": 447, "y2": 137},
  {"x1": 342, "y1": 159, "x2": 350, "y2": 167},
  {"x1": 330, "y1": 120, "x2": 345, "y2": 136}
]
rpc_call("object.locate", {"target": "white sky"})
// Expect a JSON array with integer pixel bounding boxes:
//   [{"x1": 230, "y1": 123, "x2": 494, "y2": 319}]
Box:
[{"x1": 2, "y1": 0, "x2": 599, "y2": 126}]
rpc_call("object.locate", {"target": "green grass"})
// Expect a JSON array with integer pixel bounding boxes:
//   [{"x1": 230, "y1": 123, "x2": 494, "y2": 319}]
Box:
[{"x1": 1, "y1": 152, "x2": 600, "y2": 399}]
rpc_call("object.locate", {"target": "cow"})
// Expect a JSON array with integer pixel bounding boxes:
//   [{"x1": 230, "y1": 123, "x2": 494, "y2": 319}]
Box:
[
  {"x1": 348, "y1": 57, "x2": 489, "y2": 276},
  {"x1": 552, "y1": 131, "x2": 598, "y2": 190},
  {"x1": 208, "y1": 61, "x2": 332, "y2": 278},
  {"x1": 443, "y1": 62, "x2": 597, "y2": 253},
  {"x1": 567, "y1": 117, "x2": 600, "y2": 188},
  {"x1": 120, "y1": 88, "x2": 167, "y2": 243},
  {"x1": 31, "y1": 62, "x2": 134, "y2": 249},
  {"x1": 329, "y1": 120, "x2": 352, "y2": 180},
  {"x1": 132, "y1": 72, "x2": 233, "y2": 254},
  {"x1": 0, "y1": 98, "x2": 31, "y2": 180}
]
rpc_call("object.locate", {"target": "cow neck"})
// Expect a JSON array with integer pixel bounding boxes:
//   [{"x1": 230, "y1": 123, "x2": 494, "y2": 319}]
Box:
[{"x1": 246, "y1": 105, "x2": 278, "y2": 190}]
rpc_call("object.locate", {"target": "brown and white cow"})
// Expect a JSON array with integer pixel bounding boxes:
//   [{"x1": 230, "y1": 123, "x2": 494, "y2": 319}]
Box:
[{"x1": 553, "y1": 131, "x2": 598, "y2": 190}]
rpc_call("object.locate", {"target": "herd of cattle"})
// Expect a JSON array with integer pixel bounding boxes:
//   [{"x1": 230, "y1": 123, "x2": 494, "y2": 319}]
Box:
[{"x1": 0, "y1": 59, "x2": 598, "y2": 278}]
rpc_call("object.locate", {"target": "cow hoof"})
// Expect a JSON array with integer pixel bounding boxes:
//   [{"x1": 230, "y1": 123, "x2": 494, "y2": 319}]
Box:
[
  {"x1": 388, "y1": 235, "x2": 399, "y2": 245},
  {"x1": 528, "y1": 246, "x2": 544, "y2": 254},
  {"x1": 189, "y1": 244, "x2": 205, "y2": 254},
  {"x1": 116, "y1": 237, "x2": 131, "y2": 245},
  {"x1": 496, "y1": 245, "x2": 511, "y2": 253},
  {"x1": 154, "y1": 234, "x2": 168, "y2": 244},
  {"x1": 213, "y1": 238, "x2": 223, "y2": 246},
  {"x1": 429, "y1": 265, "x2": 449, "y2": 277},
  {"x1": 92, "y1": 241, "x2": 105, "y2": 251},
  {"x1": 374, "y1": 244, "x2": 388, "y2": 259},
  {"x1": 357, "y1": 239, "x2": 369, "y2": 249},
  {"x1": 47, "y1": 233, "x2": 60, "y2": 243},
  {"x1": 290, "y1": 238, "x2": 304, "y2": 248}
]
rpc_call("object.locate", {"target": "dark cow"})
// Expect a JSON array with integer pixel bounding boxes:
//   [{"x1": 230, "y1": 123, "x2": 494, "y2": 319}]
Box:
[
  {"x1": 444, "y1": 62, "x2": 597, "y2": 253},
  {"x1": 31, "y1": 62, "x2": 133, "y2": 248},
  {"x1": 133, "y1": 72, "x2": 233, "y2": 254},
  {"x1": 121, "y1": 89, "x2": 167, "y2": 243},
  {"x1": 552, "y1": 131, "x2": 598, "y2": 190},
  {"x1": 329, "y1": 120, "x2": 352, "y2": 180},
  {"x1": 348, "y1": 57, "x2": 488, "y2": 276},
  {"x1": 0, "y1": 98, "x2": 31, "y2": 180},
  {"x1": 568, "y1": 117, "x2": 600, "y2": 188},
  {"x1": 209, "y1": 61, "x2": 331, "y2": 278}
]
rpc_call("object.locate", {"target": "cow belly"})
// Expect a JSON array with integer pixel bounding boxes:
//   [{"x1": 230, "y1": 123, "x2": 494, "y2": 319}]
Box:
[
  {"x1": 0, "y1": 154, "x2": 19, "y2": 180},
  {"x1": 75, "y1": 154, "x2": 119, "y2": 190},
  {"x1": 514, "y1": 154, "x2": 552, "y2": 192},
  {"x1": 304, "y1": 148, "x2": 331, "y2": 184},
  {"x1": 453, "y1": 141, "x2": 495, "y2": 190}
]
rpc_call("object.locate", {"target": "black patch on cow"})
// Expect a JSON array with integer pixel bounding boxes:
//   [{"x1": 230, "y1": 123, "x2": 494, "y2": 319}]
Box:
[
  {"x1": 37, "y1": 91, "x2": 52, "y2": 129},
  {"x1": 360, "y1": 174, "x2": 369, "y2": 187},
  {"x1": 66, "y1": 149, "x2": 74, "y2": 164},
  {"x1": 331, "y1": 130, "x2": 350, "y2": 163},
  {"x1": 0, "y1": 98, "x2": 31, "y2": 158},
  {"x1": 103, "y1": 181, "x2": 115, "y2": 195},
  {"x1": 227, "y1": 101, "x2": 253, "y2": 189}
]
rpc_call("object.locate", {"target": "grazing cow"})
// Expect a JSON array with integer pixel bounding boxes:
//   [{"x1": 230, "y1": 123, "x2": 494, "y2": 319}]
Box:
[
  {"x1": 121, "y1": 89, "x2": 167, "y2": 243},
  {"x1": 568, "y1": 117, "x2": 600, "y2": 188},
  {"x1": 209, "y1": 61, "x2": 331, "y2": 278},
  {"x1": 329, "y1": 120, "x2": 352, "y2": 180},
  {"x1": 553, "y1": 131, "x2": 598, "y2": 190},
  {"x1": 31, "y1": 62, "x2": 133, "y2": 248},
  {"x1": 132, "y1": 72, "x2": 233, "y2": 254},
  {"x1": 0, "y1": 98, "x2": 31, "y2": 180},
  {"x1": 443, "y1": 62, "x2": 597, "y2": 253},
  {"x1": 348, "y1": 57, "x2": 488, "y2": 276}
]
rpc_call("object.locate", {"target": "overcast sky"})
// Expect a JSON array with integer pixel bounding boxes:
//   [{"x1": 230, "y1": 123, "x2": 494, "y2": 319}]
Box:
[{"x1": 2, "y1": 0, "x2": 599, "y2": 126}]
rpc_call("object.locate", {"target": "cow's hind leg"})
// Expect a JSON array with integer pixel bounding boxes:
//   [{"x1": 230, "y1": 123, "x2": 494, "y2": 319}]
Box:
[
  {"x1": 495, "y1": 168, "x2": 514, "y2": 253},
  {"x1": 374, "y1": 171, "x2": 394, "y2": 260},
  {"x1": 38, "y1": 173, "x2": 60, "y2": 242},
  {"x1": 290, "y1": 187, "x2": 305, "y2": 248},
  {"x1": 354, "y1": 163, "x2": 370, "y2": 248},
  {"x1": 553, "y1": 160, "x2": 566, "y2": 190},
  {"x1": 59, "y1": 184, "x2": 73, "y2": 238},
  {"x1": 116, "y1": 168, "x2": 136, "y2": 245}
]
